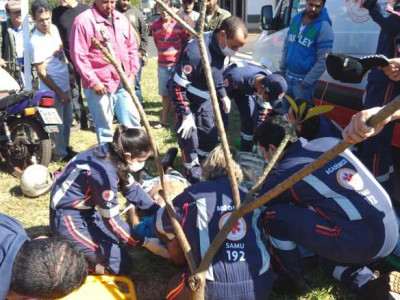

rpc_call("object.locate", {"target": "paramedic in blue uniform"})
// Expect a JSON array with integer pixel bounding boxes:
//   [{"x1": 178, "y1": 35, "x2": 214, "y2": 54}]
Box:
[
  {"x1": 169, "y1": 16, "x2": 247, "y2": 183},
  {"x1": 154, "y1": 146, "x2": 273, "y2": 300},
  {"x1": 358, "y1": 0, "x2": 400, "y2": 201},
  {"x1": 254, "y1": 118, "x2": 399, "y2": 295},
  {"x1": 223, "y1": 60, "x2": 288, "y2": 151},
  {"x1": 50, "y1": 125, "x2": 169, "y2": 275}
]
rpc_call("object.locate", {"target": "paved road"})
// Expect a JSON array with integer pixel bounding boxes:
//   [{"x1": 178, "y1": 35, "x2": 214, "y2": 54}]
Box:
[{"x1": 147, "y1": 32, "x2": 260, "y2": 61}]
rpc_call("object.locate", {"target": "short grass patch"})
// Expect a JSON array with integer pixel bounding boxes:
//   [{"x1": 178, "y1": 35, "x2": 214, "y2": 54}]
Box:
[{"x1": 0, "y1": 58, "x2": 357, "y2": 299}]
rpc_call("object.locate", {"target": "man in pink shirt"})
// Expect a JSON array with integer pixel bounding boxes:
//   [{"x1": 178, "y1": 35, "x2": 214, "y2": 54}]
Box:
[{"x1": 70, "y1": 0, "x2": 140, "y2": 144}]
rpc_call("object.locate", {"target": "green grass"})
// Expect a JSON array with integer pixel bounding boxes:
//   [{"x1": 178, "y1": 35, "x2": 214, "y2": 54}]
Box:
[{"x1": 0, "y1": 58, "x2": 357, "y2": 299}]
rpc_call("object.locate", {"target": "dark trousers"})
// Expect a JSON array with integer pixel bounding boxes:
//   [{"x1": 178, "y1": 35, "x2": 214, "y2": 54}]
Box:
[
  {"x1": 232, "y1": 92, "x2": 269, "y2": 152},
  {"x1": 135, "y1": 58, "x2": 144, "y2": 105},
  {"x1": 174, "y1": 100, "x2": 218, "y2": 183},
  {"x1": 50, "y1": 208, "x2": 132, "y2": 275},
  {"x1": 359, "y1": 81, "x2": 399, "y2": 201},
  {"x1": 71, "y1": 67, "x2": 89, "y2": 129},
  {"x1": 264, "y1": 204, "x2": 397, "y2": 291}
]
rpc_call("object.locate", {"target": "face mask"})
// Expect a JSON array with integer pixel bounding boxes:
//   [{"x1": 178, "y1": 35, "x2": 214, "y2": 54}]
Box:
[
  {"x1": 221, "y1": 36, "x2": 237, "y2": 57},
  {"x1": 128, "y1": 161, "x2": 145, "y2": 173}
]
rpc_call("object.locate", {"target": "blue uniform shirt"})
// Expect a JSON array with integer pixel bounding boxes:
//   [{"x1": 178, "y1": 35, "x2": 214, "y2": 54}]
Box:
[
  {"x1": 155, "y1": 177, "x2": 270, "y2": 287},
  {"x1": 51, "y1": 144, "x2": 158, "y2": 246},
  {"x1": 261, "y1": 138, "x2": 394, "y2": 223},
  {"x1": 223, "y1": 61, "x2": 271, "y2": 96},
  {"x1": 170, "y1": 31, "x2": 228, "y2": 116}
]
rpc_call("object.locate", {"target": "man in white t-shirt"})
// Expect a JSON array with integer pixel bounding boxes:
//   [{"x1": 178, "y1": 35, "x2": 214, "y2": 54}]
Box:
[
  {"x1": 30, "y1": 0, "x2": 73, "y2": 161},
  {"x1": 178, "y1": 0, "x2": 199, "y2": 30}
]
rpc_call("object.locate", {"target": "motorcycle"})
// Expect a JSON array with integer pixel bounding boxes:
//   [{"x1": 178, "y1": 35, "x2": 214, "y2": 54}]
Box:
[{"x1": 0, "y1": 69, "x2": 61, "y2": 177}]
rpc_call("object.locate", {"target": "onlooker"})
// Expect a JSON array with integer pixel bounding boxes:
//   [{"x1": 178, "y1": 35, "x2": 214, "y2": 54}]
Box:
[
  {"x1": 0, "y1": 212, "x2": 87, "y2": 299},
  {"x1": 70, "y1": 0, "x2": 141, "y2": 145},
  {"x1": 151, "y1": 0, "x2": 188, "y2": 129},
  {"x1": 279, "y1": 0, "x2": 333, "y2": 112},
  {"x1": 155, "y1": 146, "x2": 274, "y2": 299},
  {"x1": 52, "y1": 0, "x2": 90, "y2": 130},
  {"x1": 255, "y1": 117, "x2": 399, "y2": 297},
  {"x1": 0, "y1": 0, "x2": 36, "y2": 88},
  {"x1": 116, "y1": 0, "x2": 148, "y2": 107},
  {"x1": 30, "y1": 0, "x2": 73, "y2": 161},
  {"x1": 169, "y1": 16, "x2": 247, "y2": 183},
  {"x1": 356, "y1": 0, "x2": 400, "y2": 201},
  {"x1": 178, "y1": 0, "x2": 199, "y2": 30},
  {"x1": 196, "y1": 0, "x2": 231, "y2": 32}
]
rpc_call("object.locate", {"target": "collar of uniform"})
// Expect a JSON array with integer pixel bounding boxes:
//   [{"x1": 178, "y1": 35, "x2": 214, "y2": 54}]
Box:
[
  {"x1": 210, "y1": 31, "x2": 224, "y2": 57},
  {"x1": 282, "y1": 138, "x2": 307, "y2": 160},
  {"x1": 92, "y1": 5, "x2": 120, "y2": 24},
  {"x1": 95, "y1": 143, "x2": 111, "y2": 158}
]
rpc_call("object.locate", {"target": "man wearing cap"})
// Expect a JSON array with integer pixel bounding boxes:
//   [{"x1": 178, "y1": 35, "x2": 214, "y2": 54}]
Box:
[
  {"x1": 278, "y1": 0, "x2": 333, "y2": 112},
  {"x1": 0, "y1": 0, "x2": 36, "y2": 86},
  {"x1": 196, "y1": 0, "x2": 231, "y2": 32},
  {"x1": 356, "y1": 0, "x2": 400, "y2": 201},
  {"x1": 169, "y1": 16, "x2": 247, "y2": 183},
  {"x1": 223, "y1": 60, "x2": 287, "y2": 151},
  {"x1": 178, "y1": 0, "x2": 200, "y2": 31}
]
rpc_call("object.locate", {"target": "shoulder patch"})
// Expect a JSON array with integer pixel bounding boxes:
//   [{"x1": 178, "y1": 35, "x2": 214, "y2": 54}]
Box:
[
  {"x1": 336, "y1": 168, "x2": 364, "y2": 191},
  {"x1": 219, "y1": 212, "x2": 247, "y2": 241},
  {"x1": 183, "y1": 65, "x2": 193, "y2": 75},
  {"x1": 102, "y1": 190, "x2": 115, "y2": 201}
]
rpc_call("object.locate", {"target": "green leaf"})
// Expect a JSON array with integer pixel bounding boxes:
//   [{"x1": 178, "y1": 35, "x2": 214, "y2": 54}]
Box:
[
  {"x1": 298, "y1": 102, "x2": 307, "y2": 121},
  {"x1": 285, "y1": 95, "x2": 297, "y2": 114},
  {"x1": 303, "y1": 105, "x2": 334, "y2": 121}
]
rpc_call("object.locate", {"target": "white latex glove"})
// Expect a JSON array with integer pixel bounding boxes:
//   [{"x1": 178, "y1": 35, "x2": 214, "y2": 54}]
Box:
[
  {"x1": 221, "y1": 96, "x2": 231, "y2": 113},
  {"x1": 177, "y1": 114, "x2": 196, "y2": 139},
  {"x1": 142, "y1": 237, "x2": 171, "y2": 259}
]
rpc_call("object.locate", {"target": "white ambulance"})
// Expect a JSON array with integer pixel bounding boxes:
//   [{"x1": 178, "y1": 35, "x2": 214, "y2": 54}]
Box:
[{"x1": 253, "y1": 0, "x2": 399, "y2": 197}]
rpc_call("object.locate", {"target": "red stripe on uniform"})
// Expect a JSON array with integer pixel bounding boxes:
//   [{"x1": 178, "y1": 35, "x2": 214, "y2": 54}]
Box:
[
  {"x1": 166, "y1": 273, "x2": 188, "y2": 300},
  {"x1": 181, "y1": 203, "x2": 189, "y2": 228},
  {"x1": 63, "y1": 216, "x2": 97, "y2": 251},
  {"x1": 175, "y1": 85, "x2": 190, "y2": 114},
  {"x1": 108, "y1": 218, "x2": 140, "y2": 246}
]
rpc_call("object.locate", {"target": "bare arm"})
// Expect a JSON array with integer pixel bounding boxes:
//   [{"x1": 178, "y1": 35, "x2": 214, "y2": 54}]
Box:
[{"x1": 35, "y1": 62, "x2": 70, "y2": 103}]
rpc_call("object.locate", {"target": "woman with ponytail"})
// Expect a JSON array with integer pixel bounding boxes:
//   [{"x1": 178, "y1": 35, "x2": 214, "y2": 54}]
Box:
[{"x1": 49, "y1": 125, "x2": 169, "y2": 275}]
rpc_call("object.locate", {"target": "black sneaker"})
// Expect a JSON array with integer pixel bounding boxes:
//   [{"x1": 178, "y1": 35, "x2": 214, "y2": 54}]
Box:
[
  {"x1": 360, "y1": 271, "x2": 400, "y2": 300},
  {"x1": 161, "y1": 147, "x2": 178, "y2": 173}
]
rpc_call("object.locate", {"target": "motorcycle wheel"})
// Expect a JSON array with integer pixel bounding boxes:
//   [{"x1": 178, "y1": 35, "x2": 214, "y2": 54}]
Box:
[{"x1": 6, "y1": 118, "x2": 52, "y2": 178}]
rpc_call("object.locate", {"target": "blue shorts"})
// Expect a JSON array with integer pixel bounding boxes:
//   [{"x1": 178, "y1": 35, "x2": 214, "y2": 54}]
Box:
[{"x1": 158, "y1": 65, "x2": 175, "y2": 96}]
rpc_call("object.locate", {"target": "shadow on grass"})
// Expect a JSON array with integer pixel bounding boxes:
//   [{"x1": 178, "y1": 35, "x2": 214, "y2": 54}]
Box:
[
  {"x1": 9, "y1": 184, "x2": 23, "y2": 197},
  {"x1": 25, "y1": 225, "x2": 51, "y2": 238}
]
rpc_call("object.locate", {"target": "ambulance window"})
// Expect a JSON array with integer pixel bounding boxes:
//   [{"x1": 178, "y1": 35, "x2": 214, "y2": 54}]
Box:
[{"x1": 278, "y1": 0, "x2": 306, "y2": 28}]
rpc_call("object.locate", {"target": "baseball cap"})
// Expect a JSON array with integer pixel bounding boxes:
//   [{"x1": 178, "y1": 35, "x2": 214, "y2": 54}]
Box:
[
  {"x1": 326, "y1": 53, "x2": 389, "y2": 83},
  {"x1": 6, "y1": 0, "x2": 21, "y2": 11},
  {"x1": 262, "y1": 74, "x2": 288, "y2": 114}
]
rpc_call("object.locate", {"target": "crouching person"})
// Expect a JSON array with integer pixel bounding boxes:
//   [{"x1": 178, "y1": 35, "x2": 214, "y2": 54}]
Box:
[
  {"x1": 1, "y1": 212, "x2": 87, "y2": 299},
  {"x1": 154, "y1": 145, "x2": 274, "y2": 299},
  {"x1": 254, "y1": 117, "x2": 400, "y2": 298},
  {"x1": 50, "y1": 125, "x2": 169, "y2": 275}
]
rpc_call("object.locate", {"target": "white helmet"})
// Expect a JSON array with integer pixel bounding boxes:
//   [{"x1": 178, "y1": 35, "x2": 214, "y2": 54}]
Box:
[{"x1": 20, "y1": 165, "x2": 54, "y2": 198}]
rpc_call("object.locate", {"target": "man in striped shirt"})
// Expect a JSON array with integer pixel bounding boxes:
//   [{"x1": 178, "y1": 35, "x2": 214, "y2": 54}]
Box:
[{"x1": 151, "y1": 0, "x2": 189, "y2": 129}]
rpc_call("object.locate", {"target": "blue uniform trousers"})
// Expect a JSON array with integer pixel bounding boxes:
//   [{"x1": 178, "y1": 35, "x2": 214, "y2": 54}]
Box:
[
  {"x1": 50, "y1": 208, "x2": 133, "y2": 275},
  {"x1": 174, "y1": 100, "x2": 218, "y2": 183},
  {"x1": 359, "y1": 82, "x2": 397, "y2": 201},
  {"x1": 232, "y1": 91, "x2": 269, "y2": 152},
  {"x1": 264, "y1": 204, "x2": 397, "y2": 291}
]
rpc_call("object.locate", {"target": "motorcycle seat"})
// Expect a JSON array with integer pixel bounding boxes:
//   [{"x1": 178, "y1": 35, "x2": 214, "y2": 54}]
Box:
[{"x1": 0, "y1": 91, "x2": 35, "y2": 110}]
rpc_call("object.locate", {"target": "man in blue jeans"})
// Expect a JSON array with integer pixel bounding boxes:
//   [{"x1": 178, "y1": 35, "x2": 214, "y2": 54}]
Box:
[
  {"x1": 70, "y1": 0, "x2": 141, "y2": 144},
  {"x1": 278, "y1": 0, "x2": 333, "y2": 113}
]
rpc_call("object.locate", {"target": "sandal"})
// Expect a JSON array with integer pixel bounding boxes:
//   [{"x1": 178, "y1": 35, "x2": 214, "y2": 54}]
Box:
[{"x1": 153, "y1": 122, "x2": 169, "y2": 129}]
